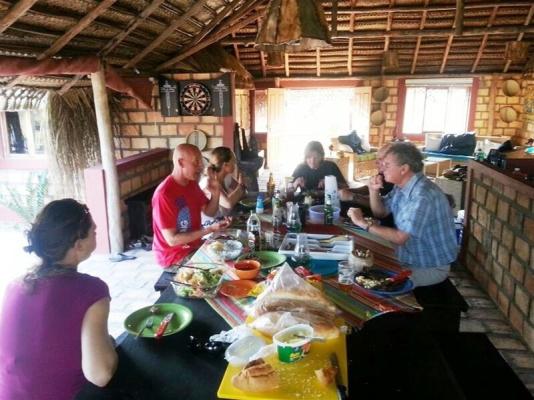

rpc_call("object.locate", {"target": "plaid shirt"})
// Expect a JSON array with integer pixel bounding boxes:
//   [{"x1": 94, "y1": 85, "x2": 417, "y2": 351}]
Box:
[{"x1": 383, "y1": 173, "x2": 458, "y2": 269}]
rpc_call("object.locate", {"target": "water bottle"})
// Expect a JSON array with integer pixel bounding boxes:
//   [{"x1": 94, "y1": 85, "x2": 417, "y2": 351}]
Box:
[
  {"x1": 272, "y1": 191, "x2": 283, "y2": 233},
  {"x1": 255, "y1": 194, "x2": 264, "y2": 214},
  {"x1": 324, "y1": 194, "x2": 334, "y2": 225},
  {"x1": 246, "y1": 212, "x2": 261, "y2": 251}
]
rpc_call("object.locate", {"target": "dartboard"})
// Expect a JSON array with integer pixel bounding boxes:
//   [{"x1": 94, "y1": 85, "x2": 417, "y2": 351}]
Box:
[{"x1": 179, "y1": 82, "x2": 211, "y2": 115}]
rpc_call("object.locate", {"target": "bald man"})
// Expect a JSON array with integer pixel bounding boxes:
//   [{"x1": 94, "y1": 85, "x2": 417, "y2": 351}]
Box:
[{"x1": 152, "y1": 144, "x2": 230, "y2": 268}]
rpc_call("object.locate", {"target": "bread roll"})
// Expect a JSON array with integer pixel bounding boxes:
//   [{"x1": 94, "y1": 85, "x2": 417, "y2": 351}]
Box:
[
  {"x1": 232, "y1": 358, "x2": 280, "y2": 392},
  {"x1": 252, "y1": 289, "x2": 337, "y2": 319}
]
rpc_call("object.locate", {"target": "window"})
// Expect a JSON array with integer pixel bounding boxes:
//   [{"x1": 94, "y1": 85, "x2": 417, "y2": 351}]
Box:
[
  {"x1": 402, "y1": 78, "x2": 472, "y2": 136},
  {"x1": 2, "y1": 110, "x2": 46, "y2": 156}
]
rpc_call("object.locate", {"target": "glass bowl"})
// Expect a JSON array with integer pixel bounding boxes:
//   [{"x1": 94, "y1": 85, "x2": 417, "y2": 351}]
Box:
[{"x1": 171, "y1": 267, "x2": 224, "y2": 298}]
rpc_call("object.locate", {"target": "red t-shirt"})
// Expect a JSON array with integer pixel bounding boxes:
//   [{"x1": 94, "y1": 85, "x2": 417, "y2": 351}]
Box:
[{"x1": 152, "y1": 176, "x2": 208, "y2": 267}]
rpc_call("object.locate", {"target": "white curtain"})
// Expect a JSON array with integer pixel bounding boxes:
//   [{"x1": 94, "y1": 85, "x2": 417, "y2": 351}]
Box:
[{"x1": 266, "y1": 88, "x2": 287, "y2": 179}]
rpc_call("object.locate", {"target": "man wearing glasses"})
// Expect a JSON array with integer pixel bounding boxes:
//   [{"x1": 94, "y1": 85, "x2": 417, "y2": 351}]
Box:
[
  {"x1": 348, "y1": 142, "x2": 457, "y2": 287},
  {"x1": 152, "y1": 144, "x2": 230, "y2": 268}
]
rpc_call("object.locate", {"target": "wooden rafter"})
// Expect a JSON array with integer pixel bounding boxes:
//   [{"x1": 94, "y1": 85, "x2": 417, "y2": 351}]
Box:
[
  {"x1": 5, "y1": 0, "x2": 117, "y2": 89},
  {"x1": 347, "y1": 9, "x2": 355, "y2": 76},
  {"x1": 333, "y1": 2, "x2": 532, "y2": 15},
  {"x1": 59, "y1": 0, "x2": 166, "y2": 95},
  {"x1": 503, "y1": 4, "x2": 534, "y2": 73},
  {"x1": 331, "y1": 0, "x2": 338, "y2": 38},
  {"x1": 471, "y1": 5, "x2": 499, "y2": 73},
  {"x1": 123, "y1": 0, "x2": 209, "y2": 69},
  {"x1": 411, "y1": 0, "x2": 428, "y2": 75},
  {"x1": 440, "y1": 35, "x2": 454, "y2": 74},
  {"x1": 231, "y1": 32, "x2": 240, "y2": 61},
  {"x1": 454, "y1": 0, "x2": 464, "y2": 36},
  {"x1": 285, "y1": 53, "x2": 290, "y2": 77},
  {"x1": 316, "y1": 49, "x2": 321, "y2": 77},
  {"x1": 156, "y1": 0, "x2": 263, "y2": 71},
  {"x1": 260, "y1": 50, "x2": 266, "y2": 78},
  {"x1": 0, "y1": 0, "x2": 38, "y2": 34},
  {"x1": 38, "y1": 0, "x2": 117, "y2": 61}
]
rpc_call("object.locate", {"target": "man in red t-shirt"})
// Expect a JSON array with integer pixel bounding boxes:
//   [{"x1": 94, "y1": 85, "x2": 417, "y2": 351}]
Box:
[{"x1": 152, "y1": 144, "x2": 230, "y2": 268}]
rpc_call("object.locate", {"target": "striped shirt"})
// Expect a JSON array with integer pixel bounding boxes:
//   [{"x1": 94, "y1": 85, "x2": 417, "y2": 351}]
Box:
[{"x1": 383, "y1": 173, "x2": 458, "y2": 269}]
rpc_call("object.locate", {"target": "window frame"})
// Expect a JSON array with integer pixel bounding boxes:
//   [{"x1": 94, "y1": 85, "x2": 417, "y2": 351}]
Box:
[{"x1": 397, "y1": 78, "x2": 479, "y2": 142}]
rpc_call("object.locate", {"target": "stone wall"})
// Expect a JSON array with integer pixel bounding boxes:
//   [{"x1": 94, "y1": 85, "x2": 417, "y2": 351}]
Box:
[{"x1": 463, "y1": 161, "x2": 534, "y2": 351}]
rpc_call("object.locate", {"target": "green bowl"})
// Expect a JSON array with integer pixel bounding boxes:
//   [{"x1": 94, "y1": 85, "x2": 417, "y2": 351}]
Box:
[{"x1": 124, "y1": 303, "x2": 193, "y2": 338}]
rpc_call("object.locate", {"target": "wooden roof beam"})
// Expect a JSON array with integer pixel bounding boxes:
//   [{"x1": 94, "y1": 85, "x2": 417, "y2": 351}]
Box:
[
  {"x1": 440, "y1": 35, "x2": 454, "y2": 73},
  {"x1": 471, "y1": 5, "x2": 499, "y2": 73},
  {"x1": 59, "y1": 0, "x2": 166, "y2": 95},
  {"x1": 347, "y1": 9, "x2": 354, "y2": 76},
  {"x1": 123, "y1": 0, "x2": 209, "y2": 69},
  {"x1": 156, "y1": 0, "x2": 263, "y2": 71},
  {"x1": 285, "y1": 53, "x2": 290, "y2": 77},
  {"x1": 316, "y1": 49, "x2": 321, "y2": 77},
  {"x1": 331, "y1": 2, "x2": 533, "y2": 15},
  {"x1": 454, "y1": 0, "x2": 464, "y2": 36},
  {"x1": 260, "y1": 50, "x2": 266, "y2": 78},
  {"x1": 0, "y1": 0, "x2": 38, "y2": 34},
  {"x1": 331, "y1": 0, "x2": 339, "y2": 38},
  {"x1": 38, "y1": 0, "x2": 117, "y2": 60},
  {"x1": 411, "y1": 0, "x2": 429, "y2": 74},
  {"x1": 503, "y1": 4, "x2": 534, "y2": 73}
]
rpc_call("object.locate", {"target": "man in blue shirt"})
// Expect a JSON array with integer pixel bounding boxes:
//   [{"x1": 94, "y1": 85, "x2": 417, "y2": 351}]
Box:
[{"x1": 348, "y1": 142, "x2": 457, "y2": 287}]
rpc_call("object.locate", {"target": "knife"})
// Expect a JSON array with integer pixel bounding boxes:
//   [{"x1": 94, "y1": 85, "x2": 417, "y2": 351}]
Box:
[
  {"x1": 154, "y1": 312, "x2": 174, "y2": 339},
  {"x1": 329, "y1": 353, "x2": 348, "y2": 400}
]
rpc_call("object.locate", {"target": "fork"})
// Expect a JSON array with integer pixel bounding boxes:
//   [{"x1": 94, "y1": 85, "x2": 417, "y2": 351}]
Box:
[
  {"x1": 136, "y1": 316, "x2": 154, "y2": 338},
  {"x1": 316, "y1": 235, "x2": 350, "y2": 244}
]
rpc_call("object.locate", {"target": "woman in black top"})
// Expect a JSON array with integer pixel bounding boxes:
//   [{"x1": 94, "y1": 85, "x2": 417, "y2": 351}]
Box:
[{"x1": 292, "y1": 141, "x2": 347, "y2": 190}]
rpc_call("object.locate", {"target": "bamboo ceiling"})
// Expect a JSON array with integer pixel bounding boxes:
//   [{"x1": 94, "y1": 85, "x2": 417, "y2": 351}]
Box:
[{"x1": 0, "y1": 0, "x2": 533, "y2": 91}]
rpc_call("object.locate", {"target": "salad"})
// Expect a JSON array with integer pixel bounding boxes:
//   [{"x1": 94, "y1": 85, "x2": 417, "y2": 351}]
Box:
[{"x1": 172, "y1": 267, "x2": 224, "y2": 298}]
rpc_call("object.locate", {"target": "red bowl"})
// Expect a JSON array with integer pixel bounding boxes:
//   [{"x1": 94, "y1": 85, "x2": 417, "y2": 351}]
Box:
[{"x1": 233, "y1": 260, "x2": 261, "y2": 280}]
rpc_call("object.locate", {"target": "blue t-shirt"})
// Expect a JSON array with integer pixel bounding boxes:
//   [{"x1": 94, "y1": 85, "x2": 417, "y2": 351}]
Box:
[{"x1": 384, "y1": 173, "x2": 457, "y2": 269}]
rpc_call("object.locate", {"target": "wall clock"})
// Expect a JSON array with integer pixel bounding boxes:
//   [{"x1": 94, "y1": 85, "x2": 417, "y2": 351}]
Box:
[{"x1": 179, "y1": 82, "x2": 211, "y2": 115}]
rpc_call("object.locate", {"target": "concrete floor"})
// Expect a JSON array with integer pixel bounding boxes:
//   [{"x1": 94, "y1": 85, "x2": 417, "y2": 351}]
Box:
[{"x1": 1, "y1": 223, "x2": 533, "y2": 395}]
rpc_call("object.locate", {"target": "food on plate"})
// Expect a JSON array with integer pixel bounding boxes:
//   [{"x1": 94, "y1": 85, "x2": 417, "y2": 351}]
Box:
[
  {"x1": 315, "y1": 363, "x2": 337, "y2": 386},
  {"x1": 354, "y1": 274, "x2": 386, "y2": 290},
  {"x1": 172, "y1": 267, "x2": 224, "y2": 298},
  {"x1": 239, "y1": 253, "x2": 261, "y2": 262},
  {"x1": 210, "y1": 241, "x2": 225, "y2": 253},
  {"x1": 231, "y1": 358, "x2": 280, "y2": 392}
]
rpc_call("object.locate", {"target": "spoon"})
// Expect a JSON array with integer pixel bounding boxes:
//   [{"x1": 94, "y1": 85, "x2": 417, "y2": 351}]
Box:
[
  {"x1": 136, "y1": 316, "x2": 154, "y2": 338},
  {"x1": 295, "y1": 334, "x2": 326, "y2": 343}
]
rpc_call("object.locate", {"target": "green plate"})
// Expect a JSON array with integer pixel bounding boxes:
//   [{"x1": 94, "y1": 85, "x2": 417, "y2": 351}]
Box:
[
  {"x1": 239, "y1": 251, "x2": 287, "y2": 270},
  {"x1": 124, "y1": 303, "x2": 193, "y2": 338}
]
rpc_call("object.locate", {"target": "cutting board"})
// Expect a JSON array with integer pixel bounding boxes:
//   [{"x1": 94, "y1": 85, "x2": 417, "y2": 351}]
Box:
[{"x1": 217, "y1": 334, "x2": 347, "y2": 400}]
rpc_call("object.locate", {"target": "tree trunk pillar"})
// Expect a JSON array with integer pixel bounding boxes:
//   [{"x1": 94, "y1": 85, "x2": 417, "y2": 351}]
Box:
[{"x1": 91, "y1": 68, "x2": 123, "y2": 254}]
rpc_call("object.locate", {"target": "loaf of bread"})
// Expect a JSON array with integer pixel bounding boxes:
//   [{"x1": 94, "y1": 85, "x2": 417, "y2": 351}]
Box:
[
  {"x1": 251, "y1": 289, "x2": 337, "y2": 319},
  {"x1": 232, "y1": 358, "x2": 280, "y2": 392}
]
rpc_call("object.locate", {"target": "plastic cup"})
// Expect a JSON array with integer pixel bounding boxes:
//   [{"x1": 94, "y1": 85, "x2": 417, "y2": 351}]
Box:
[{"x1": 338, "y1": 261, "x2": 355, "y2": 292}]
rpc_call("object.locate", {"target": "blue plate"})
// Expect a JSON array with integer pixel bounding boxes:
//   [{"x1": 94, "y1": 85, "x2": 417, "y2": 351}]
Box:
[{"x1": 354, "y1": 268, "x2": 414, "y2": 296}]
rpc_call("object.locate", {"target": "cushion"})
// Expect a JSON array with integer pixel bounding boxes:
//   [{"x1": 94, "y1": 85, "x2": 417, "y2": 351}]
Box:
[{"x1": 438, "y1": 133, "x2": 476, "y2": 156}]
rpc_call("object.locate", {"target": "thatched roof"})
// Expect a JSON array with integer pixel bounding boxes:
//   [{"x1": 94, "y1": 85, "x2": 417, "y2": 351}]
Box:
[{"x1": 0, "y1": 0, "x2": 533, "y2": 92}]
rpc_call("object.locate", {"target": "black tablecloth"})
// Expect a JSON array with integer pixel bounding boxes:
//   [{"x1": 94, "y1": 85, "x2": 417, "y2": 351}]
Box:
[{"x1": 76, "y1": 286, "x2": 470, "y2": 400}]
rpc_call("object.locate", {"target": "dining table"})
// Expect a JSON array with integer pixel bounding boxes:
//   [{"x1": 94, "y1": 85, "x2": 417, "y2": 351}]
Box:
[{"x1": 76, "y1": 214, "x2": 468, "y2": 400}]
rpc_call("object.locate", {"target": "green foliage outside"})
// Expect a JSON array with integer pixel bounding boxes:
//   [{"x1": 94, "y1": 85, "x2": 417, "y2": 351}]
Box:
[{"x1": 0, "y1": 172, "x2": 49, "y2": 224}]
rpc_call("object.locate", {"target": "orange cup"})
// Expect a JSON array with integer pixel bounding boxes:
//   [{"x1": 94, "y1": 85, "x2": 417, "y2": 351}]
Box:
[{"x1": 233, "y1": 260, "x2": 261, "y2": 280}]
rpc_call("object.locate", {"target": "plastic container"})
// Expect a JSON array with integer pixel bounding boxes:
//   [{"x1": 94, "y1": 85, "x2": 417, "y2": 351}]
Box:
[
  {"x1": 308, "y1": 205, "x2": 341, "y2": 224},
  {"x1": 225, "y1": 335, "x2": 266, "y2": 367},
  {"x1": 272, "y1": 324, "x2": 313, "y2": 363}
]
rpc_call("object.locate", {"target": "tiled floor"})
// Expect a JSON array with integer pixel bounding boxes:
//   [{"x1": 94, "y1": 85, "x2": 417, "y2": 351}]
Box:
[{"x1": 1, "y1": 224, "x2": 533, "y2": 395}]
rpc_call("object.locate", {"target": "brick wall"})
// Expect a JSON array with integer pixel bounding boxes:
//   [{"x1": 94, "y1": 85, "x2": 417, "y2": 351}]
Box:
[
  {"x1": 463, "y1": 161, "x2": 534, "y2": 351},
  {"x1": 474, "y1": 75, "x2": 530, "y2": 142},
  {"x1": 114, "y1": 72, "x2": 231, "y2": 160},
  {"x1": 362, "y1": 78, "x2": 399, "y2": 146}
]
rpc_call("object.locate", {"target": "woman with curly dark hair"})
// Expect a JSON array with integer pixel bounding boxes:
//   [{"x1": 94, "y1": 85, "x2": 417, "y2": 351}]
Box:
[{"x1": 0, "y1": 199, "x2": 117, "y2": 400}]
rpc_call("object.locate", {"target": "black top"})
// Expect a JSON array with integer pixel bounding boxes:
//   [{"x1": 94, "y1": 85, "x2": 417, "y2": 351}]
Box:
[{"x1": 292, "y1": 160, "x2": 347, "y2": 190}]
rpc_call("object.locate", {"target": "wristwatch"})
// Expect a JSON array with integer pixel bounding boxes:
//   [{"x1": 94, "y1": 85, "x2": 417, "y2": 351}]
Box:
[{"x1": 364, "y1": 218, "x2": 374, "y2": 232}]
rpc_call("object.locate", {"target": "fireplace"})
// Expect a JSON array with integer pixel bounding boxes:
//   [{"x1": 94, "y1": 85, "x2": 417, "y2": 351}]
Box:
[{"x1": 84, "y1": 148, "x2": 172, "y2": 253}]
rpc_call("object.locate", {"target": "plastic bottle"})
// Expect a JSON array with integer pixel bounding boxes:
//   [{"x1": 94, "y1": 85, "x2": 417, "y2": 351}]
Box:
[
  {"x1": 246, "y1": 212, "x2": 261, "y2": 251},
  {"x1": 287, "y1": 203, "x2": 302, "y2": 233},
  {"x1": 272, "y1": 191, "x2": 283, "y2": 233},
  {"x1": 324, "y1": 194, "x2": 334, "y2": 225},
  {"x1": 267, "y1": 173, "x2": 276, "y2": 197},
  {"x1": 474, "y1": 148, "x2": 485, "y2": 162},
  {"x1": 255, "y1": 194, "x2": 264, "y2": 214}
]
